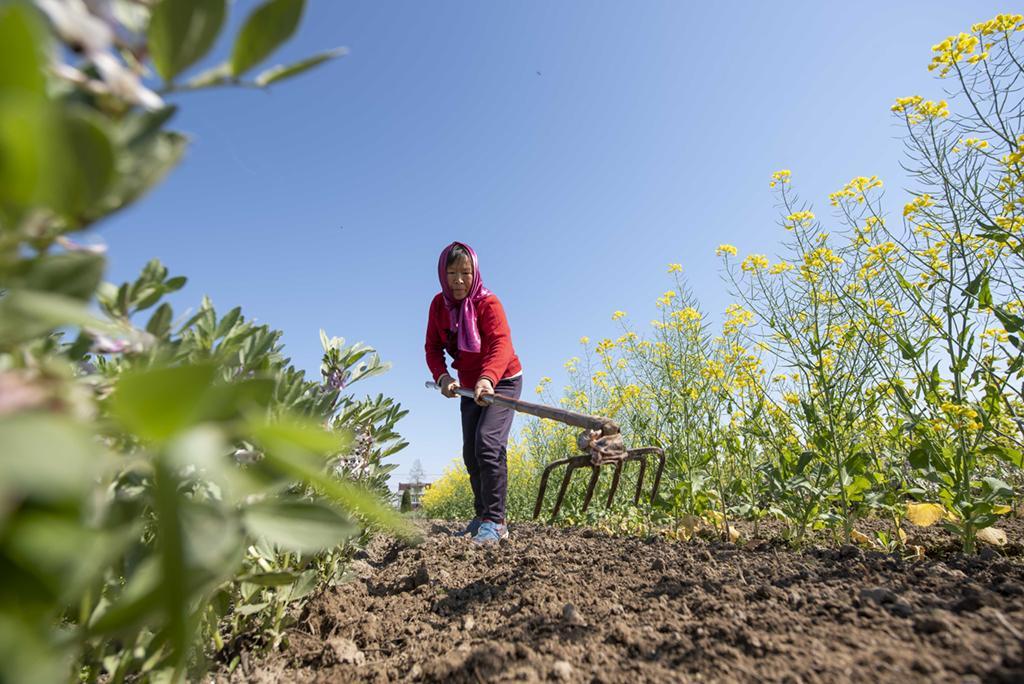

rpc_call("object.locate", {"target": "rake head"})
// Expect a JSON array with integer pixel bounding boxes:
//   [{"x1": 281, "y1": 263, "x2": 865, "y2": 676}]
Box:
[
  {"x1": 532, "y1": 428, "x2": 665, "y2": 522},
  {"x1": 422, "y1": 380, "x2": 665, "y2": 522}
]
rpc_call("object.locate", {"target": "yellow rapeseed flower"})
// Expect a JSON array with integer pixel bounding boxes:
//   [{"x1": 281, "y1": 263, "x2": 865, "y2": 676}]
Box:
[
  {"x1": 667, "y1": 263, "x2": 683, "y2": 273},
  {"x1": 903, "y1": 194, "x2": 934, "y2": 218},
  {"x1": 829, "y1": 175, "x2": 883, "y2": 206},
  {"x1": 929, "y1": 32, "x2": 981, "y2": 77},
  {"x1": 785, "y1": 211, "x2": 815, "y2": 230},
  {"x1": 972, "y1": 13, "x2": 1024, "y2": 36},
  {"x1": 611, "y1": 310, "x2": 626, "y2": 320},
  {"x1": 716, "y1": 244, "x2": 738, "y2": 257},
  {"x1": 741, "y1": 254, "x2": 770, "y2": 272},
  {"x1": 769, "y1": 169, "x2": 792, "y2": 188}
]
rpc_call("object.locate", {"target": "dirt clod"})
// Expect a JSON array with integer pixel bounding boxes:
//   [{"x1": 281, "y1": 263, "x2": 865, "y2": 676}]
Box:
[
  {"x1": 859, "y1": 587, "x2": 896, "y2": 605},
  {"x1": 551, "y1": 660, "x2": 573, "y2": 680},
  {"x1": 326, "y1": 637, "x2": 365, "y2": 666},
  {"x1": 561, "y1": 603, "x2": 584, "y2": 626},
  {"x1": 914, "y1": 611, "x2": 951, "y2": 634}
]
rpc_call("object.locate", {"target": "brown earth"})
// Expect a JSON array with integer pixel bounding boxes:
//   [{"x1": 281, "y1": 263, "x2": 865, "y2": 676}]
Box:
[{"x1": 228, "y1": 520, "x2": 1024, "y2": 683}]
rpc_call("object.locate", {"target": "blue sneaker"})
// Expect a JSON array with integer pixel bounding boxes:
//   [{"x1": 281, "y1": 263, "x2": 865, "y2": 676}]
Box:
[
  {"x1": 472, "y1": 521, "x2": 508, "y2": 545},
  {"x1": 452, "y1": 518, "x2": 482, "y2": 537}
]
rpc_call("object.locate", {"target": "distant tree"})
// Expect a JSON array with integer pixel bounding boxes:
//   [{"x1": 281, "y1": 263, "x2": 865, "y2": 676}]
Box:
[
  {"x1": 400, "y1": 488, "x2": 413, "y2": 513},
  {"x1": 410, "y1": 459, "x2": 426, "y2": 484}
]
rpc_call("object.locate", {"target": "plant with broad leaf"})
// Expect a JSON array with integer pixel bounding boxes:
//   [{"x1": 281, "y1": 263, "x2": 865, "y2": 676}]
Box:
[{"x1": 0, "y1": 2, "x2": 413, "y2": 683}]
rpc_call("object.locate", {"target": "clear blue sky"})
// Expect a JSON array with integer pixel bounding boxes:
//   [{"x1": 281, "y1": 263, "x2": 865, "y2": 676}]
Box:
[{"x1": 100, "y1": 1, "x2": 1008, "y2": 484}]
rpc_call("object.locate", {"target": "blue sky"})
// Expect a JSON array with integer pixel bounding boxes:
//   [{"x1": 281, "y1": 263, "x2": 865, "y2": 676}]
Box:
[{"x1": 100, "y1": 1, "x2": 1009, "y2": 484}]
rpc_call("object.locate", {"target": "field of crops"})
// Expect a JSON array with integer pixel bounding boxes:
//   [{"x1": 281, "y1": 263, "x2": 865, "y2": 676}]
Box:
[
  {"x1": 425, "y1": 15, "x2": 1024, "y2": 559},
  {"x1": 3, "y1": 2, "x2": 1024, "y2": 682}
]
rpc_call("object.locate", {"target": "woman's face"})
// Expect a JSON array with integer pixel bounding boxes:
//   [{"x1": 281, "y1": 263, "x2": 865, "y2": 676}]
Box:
[{"x1": 446, "y1": 255, "x2": 473, "y2": 301}]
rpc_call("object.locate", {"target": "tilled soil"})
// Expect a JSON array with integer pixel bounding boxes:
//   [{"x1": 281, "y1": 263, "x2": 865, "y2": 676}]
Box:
[{"x1": 234, "y1": 521, "x2": 1024, "y2": 683}]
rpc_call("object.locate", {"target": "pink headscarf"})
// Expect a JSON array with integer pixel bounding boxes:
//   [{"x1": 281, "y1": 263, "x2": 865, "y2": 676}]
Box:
[{"x1": 438, "y1": 241, "x2": 492, "y2": 354}]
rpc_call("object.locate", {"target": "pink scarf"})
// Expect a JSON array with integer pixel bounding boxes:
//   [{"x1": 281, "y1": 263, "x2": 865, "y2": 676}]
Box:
[{"x1": 438, "y1": 241, "x2": 492, "y2": 354}]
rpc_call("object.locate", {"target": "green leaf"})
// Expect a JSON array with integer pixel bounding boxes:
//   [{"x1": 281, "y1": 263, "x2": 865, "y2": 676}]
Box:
[
  {"x1": 234, "y1": 601, "x2": 270, "y2": 616},
  {"x1": 148, "y1": 0, "x2": 227, "y2": 82},
  {"x1": 254, "y1": 47, "x2": 347, "y2": 87},
  {"x1": 908, "y1": 446, "x2": 931, "y2": 471},
  {"x1": 201, "y1": 377, "x2": 277, "y2": 422},
  {"x1": 0, "y1": 95, "x2": 55, "y2": 215},
  {"x1": 182, "y1": 61, "x2": 232, "y2": 90},
  {"x1": 110, "y1": 363, "x2": 219, "y2": 442},
  {"x1": 154, "y1": 460, "x2": 189, "y2": 673},
  {"x1": 239, "y1": 571, "x2": 300, "y2": 586},
  {"x1": 250, "y1": 415, "x2": 348, "y2": 457},
  {"x1": 165, "y1": 275, "x2": 187, "y2": 292},
  {"x1": 89, "y1": 131, "x2": 187, "y2": 222},
  {"x1": 994, "y1": 306, "x2": 1024, "y2": 334},
  {"x1": 0, "y1": 414, "x2": 103, "y2": 500},
  {"x1": 244, "y1": 500, "x2": 357, "y2": 553},
  {"x1": 146, "y1": 302, "x2": 174, "y2": 337},
  {"x1": 982, "y1": 476, "x2": 1013, "y2": 499},
  {"x1": 978, "y1": 276, "x2": 993, "y2": 309},
  {"x1": 180, "y1": 500, "x2": 244, "y2": 576},
  {"x1": 25, "y1": 252, "x2": 106, "y2": 301},
  {"x1": 0, "y1": 289, "x2": 117, "y2": 346},
  {"x1": 0, "y1": 0, "x2": 48, "y2": 95},
  {"x1": 58, "y1": 109, "x2": 117, "y2": 217},
  {"x1": 87, "y1": 558, "x2": 162, "y2": 635},
  {"x1": 230, "y1": 0, "x2": 305, "y2": 77},
  {"x1": 0, "y1": 614, "x2": 68, "y2": 684},
  {"x1": 116, "y1": 105, "x2": 179, "y2": 147},
  {"x1": 986, "y1": 445, "x2": 1024, "y2": 469}
]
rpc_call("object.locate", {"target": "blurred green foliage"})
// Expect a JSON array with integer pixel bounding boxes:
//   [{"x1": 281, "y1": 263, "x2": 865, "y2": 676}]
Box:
[{"x1": 0, "y1": 1, "x2": 410, "y2": 682}]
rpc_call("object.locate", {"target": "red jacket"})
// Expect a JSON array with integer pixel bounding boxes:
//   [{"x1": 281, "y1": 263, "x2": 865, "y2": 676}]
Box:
[{"x1": 425, "y1": 292, "x2": 522, "y2": 388}]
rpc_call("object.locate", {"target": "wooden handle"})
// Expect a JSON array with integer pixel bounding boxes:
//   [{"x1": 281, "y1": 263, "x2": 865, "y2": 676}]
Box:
[{"x1": 425, "y1": 380, "x2": 619, "y2": 435}]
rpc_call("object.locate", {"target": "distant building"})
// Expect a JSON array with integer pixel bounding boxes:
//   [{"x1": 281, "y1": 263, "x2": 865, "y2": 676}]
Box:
[{"x1": 397, "y1": 481, "x2": 431, "y2": 509}]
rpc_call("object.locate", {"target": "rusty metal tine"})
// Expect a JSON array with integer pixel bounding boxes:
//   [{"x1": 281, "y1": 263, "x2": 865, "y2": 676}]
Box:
[
  {"x1": 650, "y1": 449, "x2": 665, "y2": 503},
  {"x1": 632, "y1": 455, "x2": 648, "y2": 505},
  {"x1": 533, "y1": 457, "x2": 574, "y2": 519},
  {"x1": 580, "y1": 466, "x2": 601, "y2": 512},
  {"x1": 549, "y1": 464, "x2": 579, "y2": 521},
  {"x1": 605, "y1": 461, "x2": 624, "y2": 509},
  {"x1": 626, "y1": 448, "x2": 666, "y2": 504}
]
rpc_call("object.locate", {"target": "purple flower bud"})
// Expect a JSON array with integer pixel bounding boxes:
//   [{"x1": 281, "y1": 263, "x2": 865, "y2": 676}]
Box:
[
  {"x1": 90, "y1": 334, "x2": 130, "y2": 354},
  {"x1": 326, "y1": 369, "x2": 347, "y2": 391}
]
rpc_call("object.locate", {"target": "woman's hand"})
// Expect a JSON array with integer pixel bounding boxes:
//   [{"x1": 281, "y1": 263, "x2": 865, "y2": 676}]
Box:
[
  {"x1": 474, "y1": 377, "x2": 495, "y2": 406},
  {"x1": 439, "y1": 374, "x2": 458, "y2": 398}
]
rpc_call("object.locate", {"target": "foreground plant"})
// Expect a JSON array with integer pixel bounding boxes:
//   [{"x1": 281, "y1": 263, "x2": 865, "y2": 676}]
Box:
[{"x1": 0, "y1": 2, "x2": 411, "y2": 682}]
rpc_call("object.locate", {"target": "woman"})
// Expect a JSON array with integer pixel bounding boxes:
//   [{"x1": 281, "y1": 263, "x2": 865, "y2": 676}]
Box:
[{"x1": 425, "y1": 241, "x2": 522, "y2": 543}]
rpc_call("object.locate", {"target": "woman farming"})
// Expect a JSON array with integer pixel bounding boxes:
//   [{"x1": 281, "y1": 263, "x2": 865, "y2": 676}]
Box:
[{"x1": 425, "y1": 241, "x2": 523, "y2": 544}]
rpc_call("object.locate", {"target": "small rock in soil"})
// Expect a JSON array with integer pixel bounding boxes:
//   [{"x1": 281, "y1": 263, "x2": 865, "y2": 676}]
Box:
[
  {"x1": 348, "y1": 559, "x2": 373, "y2": 580},
  {"x1": 859, "y1": 587, "x2": 897, "y2": 605},
  {"x1": 914, "y1": 611, "x2": 950, "y2": 634},
  {"x1": 326, "y1": 637, "x2": 365, "y2": 666},
  {"x1": 552, "y1": 660, "x2": 573, "y2": 680},
  {"x1": 412, "y1": 562, "x2": 431, "y2": 588},
  {"x1": 886, "y1": 600, "x2": 914, "y2": 618},
  {"x1": 462, "y1": 615, "x2": 475, "y2": 631},
  {"x1": 953, "y1": 587, "x2": 993, "y2": 613},
  {"x1": 562, "y1": 603, "x2": 585, "y2": 626},
  {"x1": 652, "y1": 558, "x2": 666, "y2": 571}
]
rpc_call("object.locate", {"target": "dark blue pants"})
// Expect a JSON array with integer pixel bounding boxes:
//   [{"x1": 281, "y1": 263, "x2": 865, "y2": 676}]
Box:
[{"x1": 460, "y1": 375, "x2": 522, "y2": 523}]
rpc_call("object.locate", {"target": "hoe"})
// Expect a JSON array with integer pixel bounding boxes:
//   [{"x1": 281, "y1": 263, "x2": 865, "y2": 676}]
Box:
[{"x1": 425, "y1": 381, "x2": 665, "y2": 520}]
